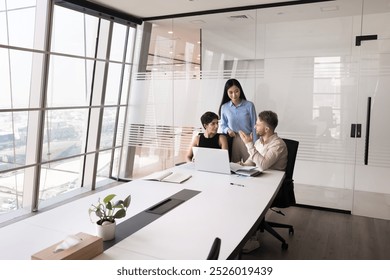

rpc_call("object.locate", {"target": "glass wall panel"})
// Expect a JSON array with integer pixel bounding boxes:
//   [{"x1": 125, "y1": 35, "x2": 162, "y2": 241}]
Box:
[
  {"x1": 125, "y1": 28, "x2": 136, "y2": 64},
  {"x1": 184, "y1": 3, "x2": 359, "y2": 211},
  {"x1": 130, "y1": 0, "x2": 388, "y2": 219},
  {"x1": 120, "y1": 65, "x2": 132, "y2": 105},
  {"x1": 51, "y1": 5, "x2": 98, "y2": 57},
  {"x1": 5, "y1": 3, "x2": 36, "y2": 49},
  {"x1": 96, "y1": 149, "x2": 117, "y2": 180},
  {"x1": 105, "y1": 63, "x2": 122, "y2": 105},
  {"x1": 352, "y1": 0, "x2": 390, "y2": 219},
  {"x1": 9, "y1": 50, "x2": 33, "y2": 108},
  {"x1": 100, "y1": 107, "x2": 117, "y2": 149},
  {"x1": 0, "y1": 50, "x2": 33, "y2": 109},
  {"x1": 47, "y1": 55, "x2": 93, "y2": 107},
  {"x1": 0, "y1": 169, "x2": 26, "y2": 214},
  {"x1": 38, "y1": 157, "x2": 84, "y2": 203},
  {"x1": 42, "y1": 109, "x2": 88, "y2": 161},
  {"x1": 126, "y1": 79, "x2": 175, "y2": 178},
  {"x1": 110, "y1": 148, "x2": 122, "y2": 179},
  {"x1": 116, "y1": 107, "x2": 127, "y2": 146},
  {"x1": 0, "y1": 171, "x2": 20, "y2": 213},
  {"x1": 0, "y1": 111, "x2": 28, "y2": 168},
  {"x1": 110, "y1": 23, "x2": 127, "y2": 61},
  {"x1": 127, "y1": 11, "x2": 258, "y2": 179},
  {"x1": 0, "y1": 49, "x2": 11, "y2": 108},
  {"x1": 6, "y1": 0, "x2": 36, "y2": 10},
  {"x1": 0, "y1": 6, "x2": 7, "y2": 45}
]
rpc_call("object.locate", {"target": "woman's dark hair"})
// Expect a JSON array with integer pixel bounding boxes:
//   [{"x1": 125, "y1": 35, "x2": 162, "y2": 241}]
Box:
[
  {"x1": 200, "y1": 111, "x2": 219, "y2": 129},
  {"x1": 218, "y1": 78, "x2": 247, "y2": 116}
]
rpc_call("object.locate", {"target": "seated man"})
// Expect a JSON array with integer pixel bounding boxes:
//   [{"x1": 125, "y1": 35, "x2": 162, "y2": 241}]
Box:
[
  {"x1": 238, "y1": 110, "x2": 288, "y2": 253},
  {"x1": 186, "y1": 111, "x2": 228, "y2": 162},
  {"x1": 239, "y1": 110, "x2": 287, "y2": 171}
]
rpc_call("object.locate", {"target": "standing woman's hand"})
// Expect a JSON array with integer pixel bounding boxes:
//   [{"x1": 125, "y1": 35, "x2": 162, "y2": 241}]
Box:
[{"x1": 227, "y1": 129, "x2": 236, "y2": 137}]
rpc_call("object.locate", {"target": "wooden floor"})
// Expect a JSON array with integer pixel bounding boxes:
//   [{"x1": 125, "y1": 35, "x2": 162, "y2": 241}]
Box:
[{"x1": 242, "y1": 206, "x2": 390, "y2": 260}]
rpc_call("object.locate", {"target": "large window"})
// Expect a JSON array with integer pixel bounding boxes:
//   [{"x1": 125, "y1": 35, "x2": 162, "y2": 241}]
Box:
[
  {"x1": 0, "y1": 1, "x2": 136, "y2": 223},
  {"x1": 0, "y1": 0, "x2": 41, "y2": 220}
]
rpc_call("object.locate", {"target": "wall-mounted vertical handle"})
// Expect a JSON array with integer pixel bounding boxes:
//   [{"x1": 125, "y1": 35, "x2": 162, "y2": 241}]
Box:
[
  {"x1": 350, "y1": 124, "x2": 356, "y2": 137},
  {"x1": 356, "y1": 124, "x2": 362, "y2": 138},
  {"x1": 350, "y1": 124, "x2": 362, "y2": 138},
  {"x1": 364, "y1": 97, "x2": 372, "y2": 165}
]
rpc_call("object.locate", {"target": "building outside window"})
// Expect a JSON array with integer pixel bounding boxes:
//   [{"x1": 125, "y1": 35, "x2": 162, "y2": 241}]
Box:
[{"x1": 0, "y1": 0, "x2": 136, "y2": 223}]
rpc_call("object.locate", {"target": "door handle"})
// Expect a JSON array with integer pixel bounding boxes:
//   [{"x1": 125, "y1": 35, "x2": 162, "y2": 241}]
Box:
[
  {"x1": 350, "y1": 124, "x2": 362, "y2": 138},
  {"x1": 364, "y1": 97, "x2": 372, "y2": 165},
  {"x1": 356, "y1": 124, "x2": 361, "y2": 138},
  {"x1": 350, "y1": 124, "x2": 356, "y2": 137}
]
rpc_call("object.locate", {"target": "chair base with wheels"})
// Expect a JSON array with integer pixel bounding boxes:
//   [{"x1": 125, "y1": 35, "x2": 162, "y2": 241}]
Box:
[
  {"x1": 261, "y1": 138, "x2": 299, "y2": 250},
  {"x1": 259, "y1": 218, "x2": 293, "y2": 250}
]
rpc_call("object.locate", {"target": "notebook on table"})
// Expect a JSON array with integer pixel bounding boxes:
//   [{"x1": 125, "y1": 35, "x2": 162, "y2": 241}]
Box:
[
  {"x1": 193, "y1": 147, "x2": 231, "y2": 175},
  {"x1": 229, "y1": 162, "x2": 262, "y2": 177}
]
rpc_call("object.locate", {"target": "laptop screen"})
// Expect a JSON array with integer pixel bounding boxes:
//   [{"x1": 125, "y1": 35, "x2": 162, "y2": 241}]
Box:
[{"x1": 193, "y1": 147, "x2": 231, "y2": 174}]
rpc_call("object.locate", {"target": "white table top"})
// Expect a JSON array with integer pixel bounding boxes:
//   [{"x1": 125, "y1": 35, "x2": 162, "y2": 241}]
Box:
[
  {"x1": 96, "y1": 163, "x2": 285, "y2": 260},
  {"x1": 0, "y1": 163, "x2": 284, "y2": 260}
]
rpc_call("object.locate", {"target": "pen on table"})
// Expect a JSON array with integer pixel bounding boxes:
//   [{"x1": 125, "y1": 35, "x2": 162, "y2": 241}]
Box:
[{"x1": 230, "y1": 182, "x2": 245, "y2": 187}]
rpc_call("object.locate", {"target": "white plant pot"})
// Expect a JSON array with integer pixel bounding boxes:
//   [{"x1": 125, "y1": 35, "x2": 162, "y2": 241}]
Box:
[{"x1": 96, "y1": 220, "x2": 116, "y2": 241}]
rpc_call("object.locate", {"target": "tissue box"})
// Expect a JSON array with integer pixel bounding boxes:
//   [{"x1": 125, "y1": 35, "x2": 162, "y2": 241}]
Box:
[{"x1": 31, "y1": 232, "x2": 103, "y2": 260}]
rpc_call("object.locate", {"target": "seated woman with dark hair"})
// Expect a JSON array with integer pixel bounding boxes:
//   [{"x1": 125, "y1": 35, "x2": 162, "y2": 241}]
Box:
[{"x1": 185, "y1": 111, "x2": 228, "y2": 162}]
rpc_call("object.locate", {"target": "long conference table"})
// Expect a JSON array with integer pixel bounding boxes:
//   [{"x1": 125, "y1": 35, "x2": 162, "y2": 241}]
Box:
[
  {"x1": 0, "y1": 163, "x2": 285, "y2": 260},
  {"x1": 97, "y1": 163, "x2": 285, "y2": 260}
]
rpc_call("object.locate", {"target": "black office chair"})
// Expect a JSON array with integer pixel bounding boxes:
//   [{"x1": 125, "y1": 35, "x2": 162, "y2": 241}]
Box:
[
  {"x1": 225, "y1": 134, "x2": 234, "y2": 161},
  {"x1": 206, "y1": 237, "x2": 221, "y2": 260},
  {"x1": 259, "y1": 138, "x2": 299, "y2": 250}
]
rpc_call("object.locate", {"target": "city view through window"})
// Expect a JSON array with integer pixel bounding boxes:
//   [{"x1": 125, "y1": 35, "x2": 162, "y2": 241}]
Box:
[{"x1": 0, "y1": 1, "x2": 134, "y2": 218}]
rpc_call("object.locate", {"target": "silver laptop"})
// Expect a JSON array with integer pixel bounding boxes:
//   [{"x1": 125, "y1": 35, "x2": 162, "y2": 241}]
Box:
[{"x1": 193, "y1": 147, "x2": 231, "y2": 174}]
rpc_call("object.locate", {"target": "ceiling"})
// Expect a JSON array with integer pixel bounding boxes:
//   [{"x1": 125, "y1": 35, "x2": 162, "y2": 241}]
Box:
[
  {"x1": 86, "y1": 0, "x2": 345, "y2": 50},
  {"x1": 84, "y1": 0, "x2": 390, "y2": 72},
  {"x1": 84, "y1": 1, "x2": 390, "y2": 30},
  {"x1": 86, "y1": 0, "x2": 390, "y2": 22},
  {"x1": 88, "y1": 0, "x2": 303, "y2": 20},
  {"x1": 86, "y1": 0, "x2": 310, "y2": 72}
]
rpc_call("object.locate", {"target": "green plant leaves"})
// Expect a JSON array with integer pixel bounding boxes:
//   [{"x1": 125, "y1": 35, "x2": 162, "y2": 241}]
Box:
[
  {"x1": 95, "y1": 208, "x2": 104, "y2": 218},
  {"x1": 103, "y1": 194, "x2": 116, "y2": 204},
  {"x1": 123, "y1": 195, "x2": 131, "y2": 208},
  {"x1": 114, "y1": 209, "x2": 126, "y2": 219},
  {"x1": 88, "y1": 193, "x2": 131, "y2": 223}
]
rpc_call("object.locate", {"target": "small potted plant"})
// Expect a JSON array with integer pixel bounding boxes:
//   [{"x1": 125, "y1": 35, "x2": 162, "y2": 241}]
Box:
[{"x1": 88, "y1": 193, "x2": 131, "y2": 241}]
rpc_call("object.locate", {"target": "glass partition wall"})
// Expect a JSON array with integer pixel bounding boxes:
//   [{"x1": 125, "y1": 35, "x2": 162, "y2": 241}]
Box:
[{"x1": 128, "y1": 0, "x2": 390, "y2": 220}]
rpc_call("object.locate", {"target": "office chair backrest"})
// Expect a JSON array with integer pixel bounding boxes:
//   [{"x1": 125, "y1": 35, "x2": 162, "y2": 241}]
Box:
[
  {"x1": 282, "y1": 138, "x2": 299, "y2": 181},
  {"x1": 206, "y1": 237, "x2": 221, "y2": 260},
  {"x1": 225, "y1": 134, "x2": 233, "y2": 161},
  {"x1": 272, "y1": 138, "x2": 299, "y2": 208}
]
